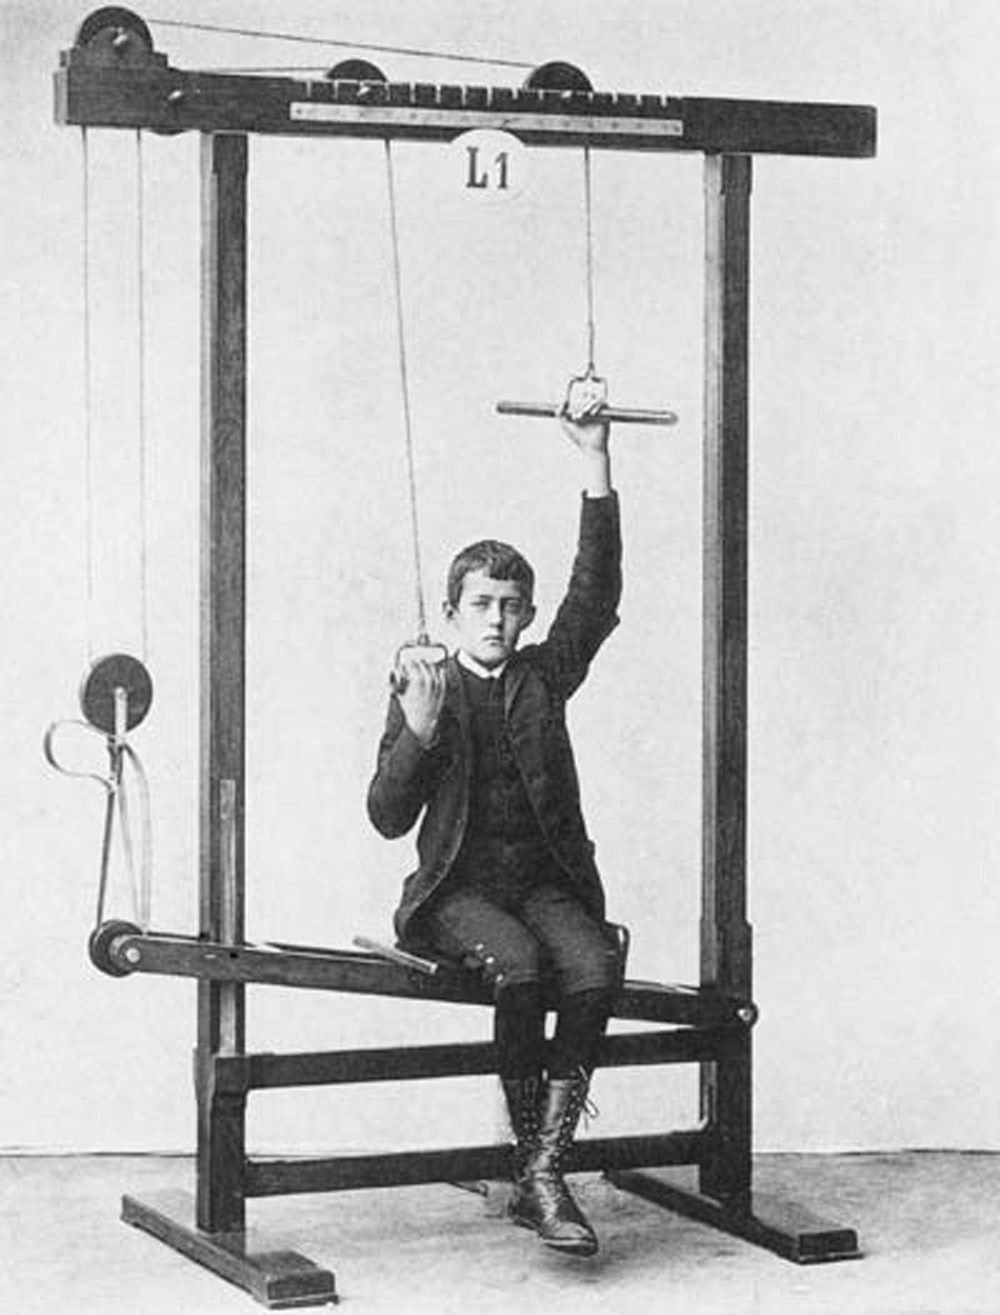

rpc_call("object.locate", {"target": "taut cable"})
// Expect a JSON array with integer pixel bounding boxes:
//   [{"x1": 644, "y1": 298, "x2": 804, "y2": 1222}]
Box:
[
  {"x1": 135, "y1": 130, "x2": 150, "y2": 664},
  {"x1": 148, "y1": 16, "x2": 534, "y2": 71},
  {"x1": 583, "y1": 145, "x2": 597, "y2": 373},
  {"x1": 81, "y1": 127, "x2": 95, "y2": 662},
  {"x1": 383, "y1": 141, "x2": 428, "y2": 643}
]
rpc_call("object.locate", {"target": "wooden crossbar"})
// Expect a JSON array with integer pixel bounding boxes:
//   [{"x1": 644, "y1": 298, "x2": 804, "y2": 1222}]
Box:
[
  {"x1": 55, "y1": 64, "x2": 876, "y2": 155},
  {"x1": 244, "y1": 1130, "x2": 711, "y2": 1197},
  {"x1": 236, "y1": 1029, "x2": 741, "y2": 1089},
  {"x1": 204, "y1": 1030, "x2": 745, "y2": 1097}
]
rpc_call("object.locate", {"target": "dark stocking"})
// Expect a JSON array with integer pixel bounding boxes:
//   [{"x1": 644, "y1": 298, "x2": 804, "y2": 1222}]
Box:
[
  {"x1": 494, "y1": 981, "x2": 546, "y2": 1081},
  {"x1": 548, "y1": 987, "x2": 613, "y2": 1079}
]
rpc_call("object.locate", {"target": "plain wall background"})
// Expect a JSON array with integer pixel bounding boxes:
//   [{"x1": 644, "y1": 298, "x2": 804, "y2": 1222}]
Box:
[{"x1": 2, "y1": 0, "x2": 998, "y2": 1156}]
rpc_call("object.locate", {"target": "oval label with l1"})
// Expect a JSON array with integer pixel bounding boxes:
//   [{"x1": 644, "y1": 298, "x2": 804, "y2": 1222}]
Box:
[{"x1": 450, "y1": 128, "x2": 529, "y2": 201}]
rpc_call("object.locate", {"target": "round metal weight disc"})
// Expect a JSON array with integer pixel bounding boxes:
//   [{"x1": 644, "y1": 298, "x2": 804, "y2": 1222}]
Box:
[{"x1": 79, "y1": 653, "x2": 154, "y2": 734}]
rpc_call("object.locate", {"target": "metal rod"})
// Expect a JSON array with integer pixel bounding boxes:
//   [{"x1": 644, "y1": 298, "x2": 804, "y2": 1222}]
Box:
[
  {"x1": 497, "y1": 400, "x2": 678, "y2": 425},
  {"x1": 351, "y1": 935, "x2": 439, "y2": 975}
]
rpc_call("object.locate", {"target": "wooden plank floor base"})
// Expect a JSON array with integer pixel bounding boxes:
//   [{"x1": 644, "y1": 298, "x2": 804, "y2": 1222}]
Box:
[
  {"x1": 121, "y1": 1192, "x2": 338, "y2": 1308},
  {"x1": 608, "y1": 1169, "x2": 860, "y2": 1263}
]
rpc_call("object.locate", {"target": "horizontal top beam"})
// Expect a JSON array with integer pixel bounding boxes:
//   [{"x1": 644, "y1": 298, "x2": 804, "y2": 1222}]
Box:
[{"x1": 55, "y1": 44, "x2": 876, "y2": 158}]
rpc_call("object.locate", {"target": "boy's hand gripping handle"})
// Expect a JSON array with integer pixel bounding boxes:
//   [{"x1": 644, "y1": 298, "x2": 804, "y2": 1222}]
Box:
[{"x1": 390, "y1": 636, "x2": 448, "y2": 695}]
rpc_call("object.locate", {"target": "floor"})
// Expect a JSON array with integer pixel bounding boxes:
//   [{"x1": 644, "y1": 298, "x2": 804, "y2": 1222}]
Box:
[{"x1": 2, "y1": 1152, "x2": 998, "y2": 1314}]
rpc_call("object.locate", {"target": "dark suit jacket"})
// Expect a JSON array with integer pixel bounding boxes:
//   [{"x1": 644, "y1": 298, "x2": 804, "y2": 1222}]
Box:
[{"x1": 367, "y1": 492, "x2": 622, "y2": 942}]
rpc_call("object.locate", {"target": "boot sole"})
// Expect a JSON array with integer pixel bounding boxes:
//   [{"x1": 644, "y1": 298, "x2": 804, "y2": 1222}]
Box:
[
  {"x1": 510, "y1": 1211, "x2": 598, "y2": 1256},
  {"x1": 541, "y1": 1235, "x2": 599, "y2": 1257}
]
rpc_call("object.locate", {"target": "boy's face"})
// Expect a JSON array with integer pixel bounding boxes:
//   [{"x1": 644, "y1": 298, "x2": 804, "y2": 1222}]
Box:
[{"x1": 445, "y1": 571, "x2": 535, "y2": 669}]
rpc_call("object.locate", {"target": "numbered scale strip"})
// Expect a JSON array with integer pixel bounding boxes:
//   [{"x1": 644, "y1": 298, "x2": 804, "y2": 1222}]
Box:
[{"x1": 56, "y1": 33, "x2": 875, "y2": 156}]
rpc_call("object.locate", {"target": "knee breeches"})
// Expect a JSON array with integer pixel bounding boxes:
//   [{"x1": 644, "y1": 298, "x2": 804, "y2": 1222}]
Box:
[{"x1": 421, "y1": 881, "x2": 619, "y2": 999}]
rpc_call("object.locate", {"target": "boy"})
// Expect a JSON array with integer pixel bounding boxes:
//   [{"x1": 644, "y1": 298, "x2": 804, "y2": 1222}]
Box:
[{"x1": 367, "y1": 411, "x2": 620, "y2": 1256}]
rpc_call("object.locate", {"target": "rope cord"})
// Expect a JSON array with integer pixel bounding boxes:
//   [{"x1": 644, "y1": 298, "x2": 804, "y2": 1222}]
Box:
[
  {"x1": 81, "y1": 128, "x2": 95, "y2": 662},
  {"x1": 112, "y1": 743, "x2": 153, "y2": 930},
  {"x1": 135, "y1": 130, "x2": 149, "y2": 664},
  {"x1": 148, "y1": 16, "x2": 534, "y2": 71},
  {"x1": 44, "y1": 720, "x2": 154, "y2": 931},
  {"x1": 201, "y1": 66, "x2": 348, "y2": 75},
  {"x1": 71, "y1": 130, "x2": 155, "y2": 930},
  {"x1": 383, "y1": 141, "x2": 429, "y2": 643},
  {"x1": 583, "y1": 145, "x2": 597, "y2": 371},
  {"x1": 79, "y1": 129, "x2": 152, "y2": 663}
]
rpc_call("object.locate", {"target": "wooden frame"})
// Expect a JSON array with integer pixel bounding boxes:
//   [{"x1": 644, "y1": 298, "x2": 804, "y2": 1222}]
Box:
[{"x1": 57, "y1": 10, "x2": 876, "y2": 1308}]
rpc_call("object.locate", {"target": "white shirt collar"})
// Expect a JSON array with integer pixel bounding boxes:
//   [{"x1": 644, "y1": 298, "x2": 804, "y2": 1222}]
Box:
[{"x1": 457, "y1": 650, "x2": 507, "y2": 681}]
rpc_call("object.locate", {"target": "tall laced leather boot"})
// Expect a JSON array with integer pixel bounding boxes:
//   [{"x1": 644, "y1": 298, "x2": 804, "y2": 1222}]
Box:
[
  {"x1": 501, "y1": 1075, "x2": 542, "y2": 1196},
  {"x1": 508, "y1": 1068, "x2": 598, "y2": 1256}
]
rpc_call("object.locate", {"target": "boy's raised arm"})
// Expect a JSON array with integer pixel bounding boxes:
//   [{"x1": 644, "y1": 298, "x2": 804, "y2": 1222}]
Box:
[
  {"x1": 558, "y1": 407, "x2": 612, "y2": 497},
  {"x1": 535, "y1": 410, "x2": 621, "y2": 698}
]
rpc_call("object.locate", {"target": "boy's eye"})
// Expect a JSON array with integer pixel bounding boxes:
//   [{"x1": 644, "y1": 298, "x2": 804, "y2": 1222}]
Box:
[{"x1": 467, "y1": 597, "x2": 525, "y2": 615}]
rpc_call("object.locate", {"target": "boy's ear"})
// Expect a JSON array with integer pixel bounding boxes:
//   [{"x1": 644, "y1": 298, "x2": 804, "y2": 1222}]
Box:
[
  {"x1": 442, "y1": 599, "x2": 457, "y2": 622},
  {"x1": 520, "y1": 604, "x2": 537, "y2": 632}
]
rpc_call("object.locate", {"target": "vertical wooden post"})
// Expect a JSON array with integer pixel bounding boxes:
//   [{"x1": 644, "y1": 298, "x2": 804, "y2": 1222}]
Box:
[
  {"x1": 196, "y1": 131, "x2": 249, "y2": 1234},
  {"x1": 700, "y1": 152, "x2": 753, "y2": 1205}
]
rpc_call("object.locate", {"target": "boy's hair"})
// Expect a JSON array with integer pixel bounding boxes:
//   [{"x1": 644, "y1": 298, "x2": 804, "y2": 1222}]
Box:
[{"x1": 446, "y1": 539, "x2": 535, "y2": 608}]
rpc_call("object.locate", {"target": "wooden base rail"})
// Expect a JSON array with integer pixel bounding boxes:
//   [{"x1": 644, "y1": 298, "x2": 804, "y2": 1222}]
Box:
[{"x1": 245, "y1": 1129, "x2": 710, "y2": 1197}]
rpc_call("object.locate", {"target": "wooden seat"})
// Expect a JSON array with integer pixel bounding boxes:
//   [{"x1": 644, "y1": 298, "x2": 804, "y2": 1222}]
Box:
[{"x1": 90, "y1": 920, "x2": 755, "y2": 1029}]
